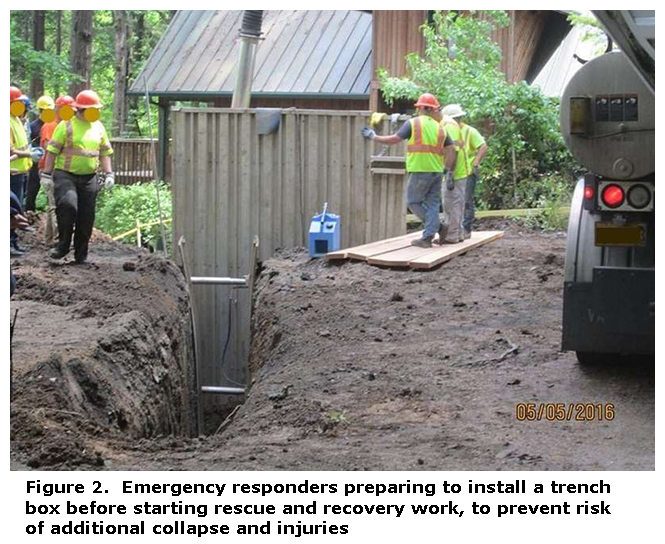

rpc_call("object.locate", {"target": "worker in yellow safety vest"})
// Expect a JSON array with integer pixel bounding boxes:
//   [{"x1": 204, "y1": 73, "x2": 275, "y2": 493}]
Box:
[
  {"x1": 41, "y1": 89, "x2": 114, "y2": 264},
  {"x1": 361, "y1": 93, "x2": 456, "y2": 247},
  {"x1": 10, "y1": 86, "x2": 43, "y2": 256},
  {"x1": 439, "y1": 104, "x2": 488, "y2": 242}
]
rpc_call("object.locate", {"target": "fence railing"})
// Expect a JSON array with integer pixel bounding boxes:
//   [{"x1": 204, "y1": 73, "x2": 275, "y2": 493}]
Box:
[{"x1": 110, "y1": 138, "x2": 156, "y2": 185}]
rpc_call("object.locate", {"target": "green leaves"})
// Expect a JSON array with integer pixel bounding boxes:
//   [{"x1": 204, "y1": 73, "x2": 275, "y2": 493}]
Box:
[{"x1": 95, "y1": 181, "x2": 172, "y2": 247}]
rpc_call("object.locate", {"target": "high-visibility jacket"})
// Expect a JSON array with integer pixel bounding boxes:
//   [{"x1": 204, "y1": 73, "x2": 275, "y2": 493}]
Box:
[
  {"x1": 47, "y1": 117, "x2": 113, "y2": 175},
  {"x1": 10, "y1": 115, "x2": 33, "y2": 173},
  {"x1": 406, "y1": 115, "x2": 447, "y2": 173},
  {"x1": 442, "y1": 118, "x2": 486, "y2": 181}
]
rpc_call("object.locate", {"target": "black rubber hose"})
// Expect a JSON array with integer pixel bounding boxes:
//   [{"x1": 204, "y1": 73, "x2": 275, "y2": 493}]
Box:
[{"x1": 240, "y1": 10, "x2": 263, "y2": 37}]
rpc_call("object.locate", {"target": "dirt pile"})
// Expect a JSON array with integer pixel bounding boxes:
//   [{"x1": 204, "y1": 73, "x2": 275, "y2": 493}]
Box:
[{"x1": 10, "y1": 219, "x2": 197, "y2": 469}]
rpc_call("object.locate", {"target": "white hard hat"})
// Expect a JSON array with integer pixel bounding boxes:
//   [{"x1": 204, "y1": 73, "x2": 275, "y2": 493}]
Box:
[{"x1": 442, "y1": 104, "x2": 466, "y2": 118}]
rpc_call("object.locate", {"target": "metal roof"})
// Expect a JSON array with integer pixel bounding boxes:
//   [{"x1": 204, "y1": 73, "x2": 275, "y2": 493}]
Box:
[{"x1": 128, "y1": 10, "x2": 372, "y2": 99}]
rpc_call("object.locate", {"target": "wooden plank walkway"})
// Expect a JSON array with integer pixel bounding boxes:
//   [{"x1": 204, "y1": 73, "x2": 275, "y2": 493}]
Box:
[{"x1": 326, "y1": 230, "x2": 504, "y2": 269}]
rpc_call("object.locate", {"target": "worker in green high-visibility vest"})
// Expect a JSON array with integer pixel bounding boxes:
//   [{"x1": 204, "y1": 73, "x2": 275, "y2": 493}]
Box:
[{"x1": 361, "y1": 93, "x2": 456, "y2": 248}]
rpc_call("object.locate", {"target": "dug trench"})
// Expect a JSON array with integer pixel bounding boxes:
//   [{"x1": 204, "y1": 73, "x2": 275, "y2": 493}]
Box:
[{"x1": 10, "y1": 218, "x2": 654, "y2": 470}]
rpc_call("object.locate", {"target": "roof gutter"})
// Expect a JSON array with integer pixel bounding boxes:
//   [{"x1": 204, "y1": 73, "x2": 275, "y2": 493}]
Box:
[{"x1": 125, "y1": 90, "x2": 370, "y2": 101}]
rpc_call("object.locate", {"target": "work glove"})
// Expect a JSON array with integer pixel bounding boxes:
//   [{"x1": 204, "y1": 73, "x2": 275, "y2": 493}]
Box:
[
  {"x1": 30, "y1": 147, "x2": 45, "y2": 161},
  {"x1": 40, "y1": 171, "x2": 54, "y2": 191},
  {"x1": 102, "y1": 172, "x2": 115, "y2": 190},
  {"x1": 445, "y1": 171, "x2": 455, "y2": 191},
  {"x1": 361, "y1": 126, "x2": 376, "y2": 140}
]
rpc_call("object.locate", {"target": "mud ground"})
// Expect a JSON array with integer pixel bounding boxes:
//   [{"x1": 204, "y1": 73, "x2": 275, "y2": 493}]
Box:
[{"x1": 10, "y1": 218, "x2": 654, "y2": 470}]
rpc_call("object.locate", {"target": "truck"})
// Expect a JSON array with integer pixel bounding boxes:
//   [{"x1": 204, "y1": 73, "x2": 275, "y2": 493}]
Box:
[{"x1": 560, "y1": 10, "x2": 655, "y2": 364}]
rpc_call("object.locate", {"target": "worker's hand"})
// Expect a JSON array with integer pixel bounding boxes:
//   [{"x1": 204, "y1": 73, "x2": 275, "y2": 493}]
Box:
[
  {"x1": 10, "y1": 213, "x2": 30, "y2": 230},
  {"x1": 30, "y1": 147, "x2": 45, "y2": 161},
  {"x1": 473, "y1": 164, "x2": 480, "y2": 177},
  {"x1": 40, "y1": 171, "x2": 54, "y2": 191},
  {"x1": 102, "y1": 172, "x2": 115, "y2": 190},
  {"x1": 445, "y1": 171, "x2": 455, "y2": 191},
  {"x1": 361, "y1": 127, "x2": 376, "y2": 140}
]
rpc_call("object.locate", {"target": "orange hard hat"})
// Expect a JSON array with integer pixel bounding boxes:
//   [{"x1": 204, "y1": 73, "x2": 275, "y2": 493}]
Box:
[
  {"x1": 414, "y1": 93, "x2": 441, "y2": 109},
  {"x1": 55, "y1": 95, "x2": 75, "y2": 108},
  {"x1": 73, "y1": 89, "x2": 102, "y2": 109},
  {"x1": 10, "y1": 86, "x2": 22, "y2": 103}
]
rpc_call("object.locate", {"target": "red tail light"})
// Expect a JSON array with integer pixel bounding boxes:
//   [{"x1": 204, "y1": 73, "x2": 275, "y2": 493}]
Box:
[
  {"x1": 601, "y1": 184, "x2": 625, "y2": 208},
  {"x1": 584, "y1": 186, "x2": 595, "y2": 200}
]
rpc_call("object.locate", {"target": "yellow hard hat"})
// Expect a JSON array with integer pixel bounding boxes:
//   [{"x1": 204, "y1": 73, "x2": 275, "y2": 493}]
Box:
[{"x1": 36, "y1": 95, "x2": 55, "y2": 110}]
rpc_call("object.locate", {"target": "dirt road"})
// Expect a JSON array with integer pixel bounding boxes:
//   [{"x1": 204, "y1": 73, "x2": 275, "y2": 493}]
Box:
[{"x1": 10, "y1": 221, "x2": 654, "y2": 470}]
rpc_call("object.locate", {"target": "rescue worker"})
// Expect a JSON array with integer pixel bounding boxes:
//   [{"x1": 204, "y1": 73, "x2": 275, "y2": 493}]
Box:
[
  {"x1": 361, "y1": 93, "x2": 456, "y2": 248},
  {"x1": 10, "y1": 86, "x2": 42, "y2": 255},
  {"x1": 41, "y1": 89, "x2": 114, "y2": 264},
  {"x1": 439, "y1": 104, "x2": 488, "y2": 242},
  {"x1": 38, "y1": 95, "x2": 75, "y2": 246},
  {"x1": 25, "y1": 95, "x2": 56, "y2": 214}
]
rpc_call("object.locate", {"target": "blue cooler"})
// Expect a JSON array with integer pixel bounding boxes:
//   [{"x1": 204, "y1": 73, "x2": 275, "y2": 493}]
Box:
[{"x1": 308, "y1": 203, "x2": 340, "y2": 257}]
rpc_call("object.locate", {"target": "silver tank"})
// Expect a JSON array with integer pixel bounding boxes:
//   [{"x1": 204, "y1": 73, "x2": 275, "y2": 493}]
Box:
[{"x1": 561, "y1": 51, "x2": 655, "y2": 180}]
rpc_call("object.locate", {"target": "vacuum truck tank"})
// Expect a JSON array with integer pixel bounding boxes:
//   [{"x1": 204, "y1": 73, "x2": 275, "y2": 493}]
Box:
[{"x1": 560, "y1": 10, "x2": 654, "y2": 364}]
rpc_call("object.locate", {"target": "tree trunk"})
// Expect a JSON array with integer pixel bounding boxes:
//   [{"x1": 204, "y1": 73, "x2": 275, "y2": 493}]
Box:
[
  {"x1": 54, "y1": 10, "x2": 62, "y2": 97},
  {"x1": 69, "y1": 10, "x2": 93, "y2": 97},
  {"x1": 112, "y1": 10, "x2": 130, "y2": 137},
  {"x1": 30, "y1": 11, "x2": 46, "y2": 99}
]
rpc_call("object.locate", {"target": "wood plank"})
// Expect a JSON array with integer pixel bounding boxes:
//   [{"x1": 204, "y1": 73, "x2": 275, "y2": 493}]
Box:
[
  {"x1": 371, "y1": 168, "x2": 406, "y2": 175},
  {"x1": 408, "y1": 231, "x2": 505, "y2": 269},
  {"x1": 325, "y1": 230, "x2": 421, "y2": 260}
]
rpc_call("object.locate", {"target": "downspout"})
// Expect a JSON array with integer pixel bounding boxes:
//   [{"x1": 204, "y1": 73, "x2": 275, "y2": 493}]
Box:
[{"x1": 231, "y1": 10, "x2": 263, "y2": 108}]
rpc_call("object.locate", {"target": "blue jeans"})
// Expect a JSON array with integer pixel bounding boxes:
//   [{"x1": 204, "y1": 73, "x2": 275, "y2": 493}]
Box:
[
  {"x1": 10, "y1": 173, "x2": 27, "y2": 247},
  {"x1": 407, "y1": 172, "x2": 442, "y2": 239},
  {"x1": 462, "y1": 173, "x2": 478, "y2": 232}
]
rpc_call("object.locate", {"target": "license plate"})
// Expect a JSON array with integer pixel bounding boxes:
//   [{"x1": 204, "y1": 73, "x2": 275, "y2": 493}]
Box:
[{"x1": 595, "y1": 223, "x2": 646, "y2": 247}]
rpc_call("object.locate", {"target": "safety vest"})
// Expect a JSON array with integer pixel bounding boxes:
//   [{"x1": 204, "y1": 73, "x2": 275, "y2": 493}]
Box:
[
  {"x1": 406, "y1": 116, "x2": 446, "y2": 173},
  {"x1": 10, "y1": 115, "x2": 32, "y2": 173},
  {"x1": 443, "y1": 119, "x2": 476, "y2": 181},
  {"x1": 47, "y1": 117, "x2": 113, "y2": 175}
]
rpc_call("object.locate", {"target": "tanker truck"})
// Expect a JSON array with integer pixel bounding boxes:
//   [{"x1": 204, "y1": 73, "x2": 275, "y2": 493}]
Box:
[{"x1": 560, "y1": 10, "x2": 655, "y2": 364}]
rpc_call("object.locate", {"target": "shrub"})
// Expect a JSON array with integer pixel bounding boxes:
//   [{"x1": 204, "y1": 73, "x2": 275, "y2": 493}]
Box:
[{"x1": 95, "y1": 181, "x2": 172, "y2": 250}]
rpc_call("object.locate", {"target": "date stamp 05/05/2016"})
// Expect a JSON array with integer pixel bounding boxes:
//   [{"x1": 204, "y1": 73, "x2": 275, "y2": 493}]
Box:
[{"x1": 515, "y1": 403, "x2": 615, "y2": 422}]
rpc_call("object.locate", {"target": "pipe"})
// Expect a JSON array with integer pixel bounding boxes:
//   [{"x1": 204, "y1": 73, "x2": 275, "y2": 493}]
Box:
[
  {"x1": 190, "y1": 276, "x2": 248, "y2": 286},
  {"x1": 201, "y1": 386, "x2": 246, "y2": 395},
  {"x1": 231, "y1": 10, "x2": 263, "y2": 109}
]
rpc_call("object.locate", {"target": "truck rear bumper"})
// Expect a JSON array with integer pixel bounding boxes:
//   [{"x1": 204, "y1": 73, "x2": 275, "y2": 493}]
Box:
[{"x1": 562, "y1": 266, "x2": 654, "y2": 354}]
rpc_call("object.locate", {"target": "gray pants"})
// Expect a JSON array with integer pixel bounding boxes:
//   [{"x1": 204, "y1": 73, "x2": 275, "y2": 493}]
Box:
[
  {"x1": 407, "y1": 172, "x2": 442, "y2": 239},
  {"x1": 462, "y1": 173, "x2": 478, "y2": 233},
  {"x1": 441, "y1": 177, "x2": 468, "y2": 242}
]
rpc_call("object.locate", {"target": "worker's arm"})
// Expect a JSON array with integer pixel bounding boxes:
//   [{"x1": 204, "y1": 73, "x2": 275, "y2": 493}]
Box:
[
  {"x1": 373, "y1": 133, "x2": 403, "y2": 145},
  {"x1": 42, "y1": 152, "x2": 56, "y2": 174},
  {"x1": 473, "y1": 143, "x2": 488, "y2": 167},
  {"x1": 444, "y1": 145, "x2": 457, "y2": 172},
  {"x1": 100, "y1": 155, "x2": 112, "y2": 174}
]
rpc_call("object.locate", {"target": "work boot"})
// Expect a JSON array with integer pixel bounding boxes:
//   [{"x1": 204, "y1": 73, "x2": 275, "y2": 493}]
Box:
[
  {"x1": 50, "y1": 247, "x2": 69, "y2": 260},
  {"x1": 411, "y1": 237, "x2": 433, "y2": 248},
  {"x1": 463, "y1": 230, "x2": 472, "y2": 240},
  {"x1": 435, "y1": 223, "x2": 448, "y2": 245}
]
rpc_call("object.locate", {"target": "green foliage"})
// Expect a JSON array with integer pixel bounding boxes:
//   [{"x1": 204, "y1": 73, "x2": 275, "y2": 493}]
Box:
[
  {"x1": 95, "y1": 182, "x2": 172, "y2": 248},
  {"x1": 379, "y1": 10, "x2": 580, "y2": 211},
  {"x1": 9, "y1": 34, "x2": 79, "y2": 92}
]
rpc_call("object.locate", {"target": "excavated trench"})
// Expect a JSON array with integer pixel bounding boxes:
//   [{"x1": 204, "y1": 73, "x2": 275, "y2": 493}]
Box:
[{"x1": 10, "y1": 226, "x2": 199, "y2": 469}]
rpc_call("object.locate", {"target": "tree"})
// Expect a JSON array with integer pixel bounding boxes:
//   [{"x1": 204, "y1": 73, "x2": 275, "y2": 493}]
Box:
[
  {"x1": 112, "y1": 10, "x2": 130, "y2": 136},
  {"x1": 30, "y1": 10, "x2": 46, "y2": 99},
  {"x1": 70, "y1": 10, "x2": 93, "y2": 96}
]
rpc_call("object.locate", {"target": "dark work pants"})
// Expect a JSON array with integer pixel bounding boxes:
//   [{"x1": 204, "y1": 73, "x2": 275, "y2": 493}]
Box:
[
  {"x1": 10, "y1": 173, "x2": 27, "y2": 247},
  {"x1": 25, "y1": 162, "x2": 41, "y2": 212},
  {"x1": 53, "y1": 170, "x2": 99, "y2": 262}
]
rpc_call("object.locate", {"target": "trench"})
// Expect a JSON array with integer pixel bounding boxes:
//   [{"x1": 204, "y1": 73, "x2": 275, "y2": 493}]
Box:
[{"x1": 10, "y1": 235, "x2": 200, "y2": 469}]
